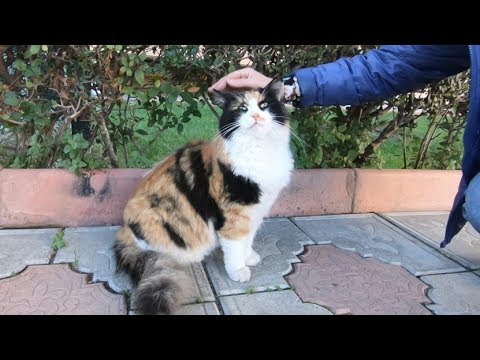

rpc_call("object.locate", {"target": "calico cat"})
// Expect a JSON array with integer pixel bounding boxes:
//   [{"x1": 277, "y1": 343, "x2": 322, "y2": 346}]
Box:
[{"x1": 114, "y1": 79, "x2": 294, "y2": 314}]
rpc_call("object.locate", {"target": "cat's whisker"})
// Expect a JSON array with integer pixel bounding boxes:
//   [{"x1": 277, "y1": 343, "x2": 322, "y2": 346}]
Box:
[{"x1": 271, "y1": 118, "x2": 313, "y2": 149}]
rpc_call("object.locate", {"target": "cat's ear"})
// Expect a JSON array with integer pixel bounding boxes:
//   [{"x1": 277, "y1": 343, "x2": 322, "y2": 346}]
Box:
[
  {"x1": 209, "y1": 90, "x2": 227, "y2": 109},
  {"x1": 264, "y1": 78, "x2": 284, "y2": 102}
]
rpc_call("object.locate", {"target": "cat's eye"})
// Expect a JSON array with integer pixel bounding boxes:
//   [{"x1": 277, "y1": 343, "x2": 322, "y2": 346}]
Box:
[
  {"x1": 238, "y1": 105, "x2": 248, "y2": 112},
  {"x1": 259, "y1": 102, "x2": 268, "y2": 110}
]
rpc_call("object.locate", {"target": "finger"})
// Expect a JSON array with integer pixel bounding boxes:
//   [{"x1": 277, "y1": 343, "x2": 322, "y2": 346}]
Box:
[
  {"x1": 226, "y1": 78, "x2": 259, "y2": 90},
  {"x1": 209, "y1": 69, "x2": 251, "y2": 92}
]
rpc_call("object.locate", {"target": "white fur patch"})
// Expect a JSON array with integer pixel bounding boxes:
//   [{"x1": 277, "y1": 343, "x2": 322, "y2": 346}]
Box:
[{"x1": 224, "y1": 102, "x2": 294, "y2": 225}]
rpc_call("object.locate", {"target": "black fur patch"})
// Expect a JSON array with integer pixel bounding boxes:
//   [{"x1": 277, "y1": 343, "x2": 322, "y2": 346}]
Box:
[
  {"x1": 113, "y1": 241, "x2": 156, "y2": 285},
  {"x1": 150, "y1": 194, "x2": 179, "y2": 212},
  {"x1": 173, "y1": 147, "x2": 225, "y2": 230},
  {"x1": 149, "y1": 194, "x2": 161, "y2": 207},
  {"x1": 218, "y1": 93, "x2": 244, "y2": 139},
  {"x1": 261, "y1": 84, "x2": 288, "y2": 125},
  {"x1": 163, "y1": 222, "x2": 187, "y2": 248},
  {"x1": 218, "y1": 161, "x2": 261, "y2": 205},
  {"x1": 129, "y1": 222, "x2": 146, "y2": 241}
]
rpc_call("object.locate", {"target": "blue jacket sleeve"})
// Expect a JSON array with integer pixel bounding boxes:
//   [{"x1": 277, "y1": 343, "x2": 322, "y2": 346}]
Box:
[{"x1": 294, "y1": 45, "x2": 470, "y2": 107}]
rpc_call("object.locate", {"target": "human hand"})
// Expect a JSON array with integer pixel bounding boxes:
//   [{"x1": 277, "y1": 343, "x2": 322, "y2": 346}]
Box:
[{"x1": 208, "y1": 68, "x2": 273, "y2": 92}]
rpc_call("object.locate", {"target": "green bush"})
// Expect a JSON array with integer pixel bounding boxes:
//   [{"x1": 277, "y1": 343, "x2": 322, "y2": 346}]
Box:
[{"x1": 0, "y1": 45, "x2": 469, "y2": 172}]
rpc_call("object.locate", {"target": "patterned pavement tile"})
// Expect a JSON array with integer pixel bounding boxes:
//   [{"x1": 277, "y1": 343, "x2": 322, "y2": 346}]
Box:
[
  {"x1": 220, "y1": 290, "x2": 332, "y2": 315},
  {"x1": 0, "y1": 229, "x2": 57, "y2": 279},
  {"x1": 174, "y1": 302, "x2": 220, "y2": 315},
  {"x1": 420, "y1": 272, "x2": 480, "y2": 315},
  {"x1": 204, "y1": 218, "x2": 315, "y2": 296},
  {"x1": 0, "y1": 264, "x2": 127, "y2": 315},
  {"x1": 291, "y1": 214, "x2": 463, "y2": 276},
  {"x1": 53, "y1": 226, "x2": 133, "y2": 293},
  {"x1": 381, "y1": 212, "x2": 480, "y2": 270},
  {"x1": 54, "y1": 226, "x2": 214, "y2": 303},
  {"x1": 285, "y1": 245, "x2": 432, "y2": 315}
]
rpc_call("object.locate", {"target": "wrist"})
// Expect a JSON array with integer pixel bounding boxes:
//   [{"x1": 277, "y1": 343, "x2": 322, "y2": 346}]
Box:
[{"x1": 282, "y1": 74, "x2": 301, "y2": 107}]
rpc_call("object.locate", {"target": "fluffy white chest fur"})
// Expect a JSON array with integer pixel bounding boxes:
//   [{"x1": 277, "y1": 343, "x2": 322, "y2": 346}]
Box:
[{"x1": 225, "y1": 129, "x2": 294, "y2": 219}]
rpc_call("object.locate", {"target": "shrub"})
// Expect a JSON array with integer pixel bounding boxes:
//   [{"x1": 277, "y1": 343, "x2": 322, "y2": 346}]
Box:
[{"x1": 0, "y1": 45, "x2": 469, "y2": 172}]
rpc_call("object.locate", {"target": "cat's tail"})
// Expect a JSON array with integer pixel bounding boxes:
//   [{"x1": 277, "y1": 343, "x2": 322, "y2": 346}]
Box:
[{"x1": 114, "y1": 226, "x2": 188, "y2": 315}]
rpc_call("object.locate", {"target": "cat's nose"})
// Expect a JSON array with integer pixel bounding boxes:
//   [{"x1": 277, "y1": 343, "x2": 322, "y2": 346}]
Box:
[{"x1": 252, "y1": 113, "x2": 263, "y2": 122}]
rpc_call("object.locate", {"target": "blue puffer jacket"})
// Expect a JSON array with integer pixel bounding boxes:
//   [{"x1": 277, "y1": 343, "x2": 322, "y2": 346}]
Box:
[{"x1": 294, "y1": 45, "x2": 478, "y2": 247}]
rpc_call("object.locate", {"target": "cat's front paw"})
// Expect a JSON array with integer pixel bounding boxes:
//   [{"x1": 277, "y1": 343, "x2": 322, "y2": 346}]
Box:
[
  {"x1": 245, "y1": 250, "x2": 261, "y2": 266},
  {"x1": 227, "y1": 266, "x2": 251, "y2": 282}
]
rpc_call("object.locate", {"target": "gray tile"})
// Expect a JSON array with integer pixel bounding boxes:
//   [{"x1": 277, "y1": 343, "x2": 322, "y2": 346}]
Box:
[
  {"x1": 175, "y1": 302, "x2": 220, "y2": 315},
  {"x1": 220, "y1": 290, "x2": 332, "y2": 315},
  {"x1": 475, "y1": 271, "x2": 480, "y2": 277},
  {"x1": 421, "y1": 272, "x2": 480, "y2": 315},
  {"x1": 205, "y1": 218, "x2": 314, "y2": 296},
  {"x1": 381, "y1": 211, "x2": 480, "y2": 270},
  {"x1": 54, "y1": 226, "x2": 215, "y2": 303},
  {"x1": 184, "y1": 263, "x2": 215, "y2": 303},
  {"x1": 129, "y1": 302, "x2": 220, "y2": 315},
  {"x1": 291, "y1": 214, "x2": 463, "y2": 276},
  {"x1": 53, "y1": 226, "x2": 133, "y2": 293},
  {"x1": 0, "y1": 229, "x2": 57, "y2": 279}
]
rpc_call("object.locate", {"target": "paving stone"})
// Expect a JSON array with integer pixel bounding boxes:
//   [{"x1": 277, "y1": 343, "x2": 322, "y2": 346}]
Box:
[
  {"x1": 291, "y1": 214, "x2": 463, "y2": 276},
  {"x1": 53, "y1": 226, "x2": 133, "y2": 293},
  {"x1": 54, "y1": 227, "x2": 215, "y2": 303},
  {"x1": 475, "y1": 271, "x2": 480, "y2": 277},
  {"x1": 286, "y1": 245, "x2": 432, "y2": 315},
  {"x1": 184, "y1": 263, "x2": 215, "y2": 303},
  {"x1": 0, "y1": 264, "x2": 127, "y2": 315},
  {"x1": 204, "y1": 218, "x2": 315, "y2": 296},
  {"x1": 129, "y1": 302, "x2": 220, "y2": 315},
  {"x1": 220, "y1": 290, "x2": 332, "y2": 315},
  {"x1": 381, "y1": 212, "x2": 480, "y2": 270},
  {"x1": 0, "y1": 229, "x2": 57, "y2": 279},
  {"x1": 174, "y1": 302, "x2": 220, "y2": 315},
  {"x1": 421, "y1": 272, "x2": 480, "y2": 315}
]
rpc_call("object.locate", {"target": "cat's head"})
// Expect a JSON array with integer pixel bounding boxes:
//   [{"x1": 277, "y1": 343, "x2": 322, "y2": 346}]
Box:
[{"x1": 209, "y1": 79, "x2": 289, "y2": 141}]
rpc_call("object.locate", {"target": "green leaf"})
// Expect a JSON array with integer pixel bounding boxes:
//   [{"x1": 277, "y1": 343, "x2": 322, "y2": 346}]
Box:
[
  {"x1": 26, "y1": 81, "x2": 34, "y2": 88},
  {"x1": 134, "y1": 69, "x2": 145, "y2": 86},
  {"x1": 13, "y1": 60, "x2": 27, "y2": 72},
  {"x1": 147, "y1": 87, "x2": 160, "y2": 97},
  {"x1": 115, "y1": 45, "x2": 123, "y2": 52},
  {"x1": 154, "y1": 79, "x2": 161, "y2": 88},
  {"x1": 177, "y1": 123, "x2": 184, "y2": 134},
  {"x1": 139, "y1": 52, "x2": 147, "y2": 61},
  {"x1": 106, "y1": 45, "x2": 115, "y2": 50},
  {"x1": 35, "y1": 117, "x2": 48, "y2": 127},
  {"x1": 121, "y1": 56, "x2": 129, "y2": 67},
  {"x1": 337, "y1": 124, "x2": 347, "y2": 133},
  {"x1": 119, "y1": 66, "x2": 127, "y2": 75},
  {"x1": 24, "y1": 50, "x2": 32, "y2": 59},
  {"x1": 4, "y1": 91, "x2": 18, "y2": 106},
  {"x1": 30, "y1": 45, "x2": 41, "y2": 55},
  {"x1": 135, "y1": 91, "x2": 148, "y2": 103},
  {"x1": 136, "y1": 129, "x2": 149, "y2": 135},
  {"x1": 41, "y1": 45, "x2": 48, "y2": 52},
  {"x1": 126, "y1": 69, "x2": 132, "y2": 77},
  {"x1": 122, "y1": 85, "x2": 134, "y2": 95},
  {"x1": 64, "y1": 144, "x2": 72, "y2": 154}
]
